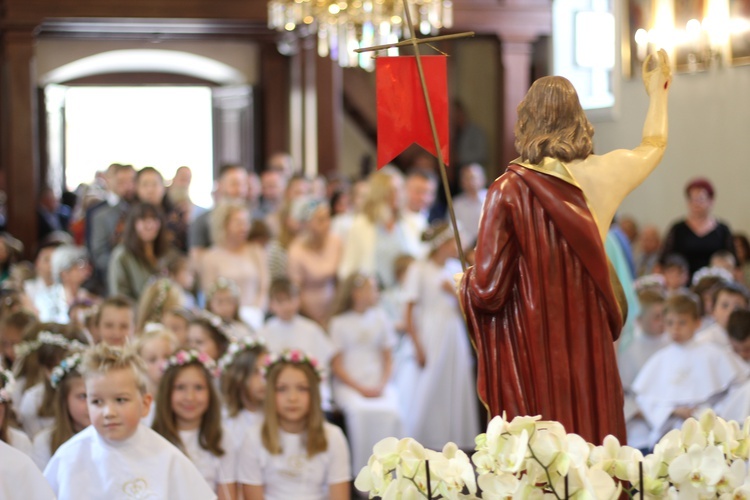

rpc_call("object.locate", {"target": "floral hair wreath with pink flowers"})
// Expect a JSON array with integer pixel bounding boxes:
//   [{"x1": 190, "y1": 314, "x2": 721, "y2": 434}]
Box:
[
  {"x1": 162, "y1": 349, "x2": 218, "y2": 376},
  {"x1": 0, "y1": 369, "x2": 16, "y2": 404},
  {"x1": 261, "y1": 349, "x2": 325, "y2": 381}
]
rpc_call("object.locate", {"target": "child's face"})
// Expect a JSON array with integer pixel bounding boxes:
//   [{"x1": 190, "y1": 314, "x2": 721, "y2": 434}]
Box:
[
  {"x1": 86, "y1": 368, "x2": 151, "y2": 442},
  {"x1": 665, "y1": 311, "x2": 700, "y2": 344},
  {"x1": 209, "y1": 290, "x2": 237, "y2": 320},
  {"x1": 171, "y1": 365, "x2": 210, "y2": 430},
  {"x1": 36, "y1": 247, "x2": 55, "y2": 283},
  {"x1": 67, "y1": 377, "x2": 91, "y2": 432},
  {"x1": 274, "y1": 366, "x2": 310, "y2": 431},
  {"x1": 713, "y1": 291, "x2": 748, "y2": 329},
  {"x1": 0, "y1": 325, "x2": 23, "y2": 364},
  {"x1": 269, "y1": 293, "x2": 300, "y2": 322},
  {"x1": 244, "y1": 364, "x2": 266, "y2": 408},
  {"x1": 638, "y1": 303, "x2": 665, "y2": 337},
  {"x1": 730, "y1": 337, "x2": 750, "y2": 362},
  {"x1": 662, "y1": 266, "x2": 688, "y2": 290},
  {"x1": 187, "y1": 325, "x2": 220, "y2": 361},
  {"x1": 162, "y1": 313, "x2": 189, "y2": 349},
  {"x1": 139, "y1": 337, "x2": 173, "y2": 389},
  {"x1": 352, "y1": 278, "x2": 379, "y2": 309},
  {"x1": 175, "y1": 266, "x2": 195, "y2": 291},
  {"x1": 99, "y1": 307, "x2": 134, "y2": 346}
]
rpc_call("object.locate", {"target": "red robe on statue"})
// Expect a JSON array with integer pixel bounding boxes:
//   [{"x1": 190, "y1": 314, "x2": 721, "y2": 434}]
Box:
[{"x1": 460, "y1": 160, "x2": 627, "y2": 445}]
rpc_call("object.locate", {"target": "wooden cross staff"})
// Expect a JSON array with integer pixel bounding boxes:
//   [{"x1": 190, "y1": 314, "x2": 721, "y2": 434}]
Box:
[{"x1": 354, "y1": 0, "x2": 475, "y2": 272}]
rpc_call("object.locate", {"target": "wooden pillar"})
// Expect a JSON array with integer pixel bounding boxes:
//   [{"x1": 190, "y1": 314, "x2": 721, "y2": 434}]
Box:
[
  {"x1": 315, "y1": 52, "x2": 342, "y2": 177},
  {"x1": 260, "y1": 44, "x2": 290, "y2": 170},
  {"x1": 1, "y1": 28, "x2": 40, "y2": 254},
  {"x1": 499, "y1": 38, "x2": 535, "y2": 165}
]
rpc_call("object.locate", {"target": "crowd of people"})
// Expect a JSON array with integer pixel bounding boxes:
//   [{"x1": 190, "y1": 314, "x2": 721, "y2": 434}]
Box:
[
  {"x1": 4, "y1": 151, "x2": 750, "y2": 498},
  {"x1": 0, "y1": 155, "x2": 484, "y2": 499}
]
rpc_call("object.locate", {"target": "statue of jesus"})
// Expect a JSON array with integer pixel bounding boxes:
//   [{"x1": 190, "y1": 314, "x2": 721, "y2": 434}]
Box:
[{"x1": 459, "y1": 50, "x2": 671, "y2": 444}]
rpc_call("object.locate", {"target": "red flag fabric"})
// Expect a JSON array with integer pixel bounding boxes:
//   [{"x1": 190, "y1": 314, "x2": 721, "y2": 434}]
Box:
[{"x1": 376, "y1": 56, "x2": 450, "y2": 169}]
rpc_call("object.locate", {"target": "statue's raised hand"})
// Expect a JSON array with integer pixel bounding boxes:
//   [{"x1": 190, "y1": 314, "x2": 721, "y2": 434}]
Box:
[{"x1": 642, "y1": 48, "x2": 672, "y2": 96}]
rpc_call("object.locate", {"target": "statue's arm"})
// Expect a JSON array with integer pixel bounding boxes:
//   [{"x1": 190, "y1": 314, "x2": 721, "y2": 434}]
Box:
[
  {"x1": 461, "y1": 177, "x2": 519, "y2": 313},
  {"x1": 596, "y1": 49, "x2": 671, "y2": 195}
]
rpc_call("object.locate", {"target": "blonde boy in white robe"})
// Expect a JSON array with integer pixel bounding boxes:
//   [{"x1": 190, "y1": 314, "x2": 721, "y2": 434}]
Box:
[
  {"x1": 617, "y1": 289, "x2": 669, "y2": 450},
  {"x1": 43, "y1": 344, "x2": 215, "y2": 499},
  {"x1": 633, "y1": 292, "x2": 749, "y2": 449}
]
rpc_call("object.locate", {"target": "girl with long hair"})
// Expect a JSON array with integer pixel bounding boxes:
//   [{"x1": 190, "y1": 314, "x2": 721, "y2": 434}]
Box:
[
  {"x1": 238, "y1": 350, "x2": 351, "y2": 500},
  {"x1": 152, "y1": 350, "x2": 236, "y2": 499}
]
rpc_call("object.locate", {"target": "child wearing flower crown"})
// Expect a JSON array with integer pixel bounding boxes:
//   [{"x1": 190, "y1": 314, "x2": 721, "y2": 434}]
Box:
[
  {"x1": 207, "y1": 278, "x2": 254, "y2": 339},
  {"x1": 16, "y1": 323, "x2": 88, "y2": 439},
  {"x1": 329, "y1": 272, "x2": 403, "y2": 475},
  {"x1": 44, "y1": 343, "x2": 216, "y2": 499},
  {"x1": 136, "y1": 326, "x2": 179, "y2": 426},
  {"x1": 219, "y1": 338, "x2": 267, "y2": 445},
  {"x1": 152, "y1": 350, "x2": 237, "y2": 498},
  {"x1": 188, "y1": 314, "x2": 232, "y2": 362},
  {"x1": 238, "y1": 350, "x2": 351, "y2": 500},
  {"x1": 136, "y1": 278, "x2": 184, "y2": 334},
  {"x1": 31, "y1": 352, "x2": 91, "y2": 469},
  {"x1": 0, "y1": 369, "x2": 32, "y2": 456}
]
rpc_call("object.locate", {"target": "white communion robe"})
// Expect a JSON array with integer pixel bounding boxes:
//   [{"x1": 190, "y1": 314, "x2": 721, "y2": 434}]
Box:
[
  {"x1": 259, "y1": 315, "x2": 335, "y2": 409},
  {"x1": 0, "y1": 439, "x2": 57, "y2": 499},
  {"x1": 8, "y1": 426, "x2": 33, "y2": 457},
  {"x1": 402, "y1": 258, "x2": 479, "y2": 450},
  {"x1": 696, "y1": 322, "x2": 732, "y2": 349},
  {"x1": 18, "y1": 383, "x2": 54, "y2": 438},
  {"x1": 223, "y1": 408, "x2": 262, "y2": 452},
  {"x1": 44, "y1": 424, "x2": 216, "y2": 500},
  {"x1": 617, "y1": 326, "x2": 670, "y2": 449},
  {"x1": 32, "y1": 427, "x2": 54, "y2": 470},
  {"x1": 329, "y1": 307, "x2": 403, "y2": 474},
  {"x1": 178, "y1": 428, "x2": 236, "y2": 493},
  {"x1": 632, "y1": 339, "x2": 749, "y2": 448},
  {"x1": 716, "y1": 378, "x2": 750, "y2": 423},
  {"x1": 237, "y1": 422, "x2": 351, "y2": 500}
]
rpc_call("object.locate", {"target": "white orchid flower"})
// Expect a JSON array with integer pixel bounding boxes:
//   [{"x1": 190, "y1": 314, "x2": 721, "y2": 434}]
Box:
[
  {"x1": 681, "y1": 418, "x2": 708, "y2": 450},
  {"x1": 626, "y1": 452, "x2": 670, "y2": 498},
  {"x1": 588, "y1": 434, "x2": 644, "y2": 481},
  {"x1": 669, "y1": 443, "x2": 728, "y2": 495},
  {"x1": 381, "y1": 476, "x2": 422, "y2": 500},
  {"x1": 654, "y1": 429, "x2": 684, "y2": 465},
  {"x1": 716, "y1": 459, "x2": 747, "y2": 495},
  {"x1": 478, "y1": 472, "x2": 519, "y2": 500},
  {"x1": 531, "y1": 427, "x2": 589, "y2": 477},
  {"x1": 430, "y1": 442, "x2": 477, "y2": 498},
  {"x1": 355, "y1": 455, "x2": 390, "y2": 496},
  {"x1": 398, "y1": 438, "x2": 427, "y2": 478}
]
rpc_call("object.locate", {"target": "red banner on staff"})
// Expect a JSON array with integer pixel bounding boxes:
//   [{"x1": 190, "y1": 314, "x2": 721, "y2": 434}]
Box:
[{"x1": 376, "y1": 56, "x2": 450, "y2": 169}]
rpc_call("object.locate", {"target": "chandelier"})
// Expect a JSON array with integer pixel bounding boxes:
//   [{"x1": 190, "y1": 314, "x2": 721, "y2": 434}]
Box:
[{"x1": 267, "y1": 0, "x2": 454, "y2": 70}]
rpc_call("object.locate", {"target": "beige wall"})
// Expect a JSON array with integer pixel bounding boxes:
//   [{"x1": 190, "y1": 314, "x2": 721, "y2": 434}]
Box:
[
  {"x1": 35, "y1": 39, "x2": 259, "y2": 84},
  {"x1": 592, "y1": 64, "x2": 750, "y2": 236}
]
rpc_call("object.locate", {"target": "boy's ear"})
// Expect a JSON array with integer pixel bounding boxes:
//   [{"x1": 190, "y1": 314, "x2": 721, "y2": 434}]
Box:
[{"x1": 141, "y1": 392, "x2": 153, "y2": 417}]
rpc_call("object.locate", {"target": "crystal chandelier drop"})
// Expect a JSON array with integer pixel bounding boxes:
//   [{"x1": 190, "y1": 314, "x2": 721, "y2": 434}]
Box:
[{"x1": 267, "y1": 0, "x2": 453, "y2": 70}]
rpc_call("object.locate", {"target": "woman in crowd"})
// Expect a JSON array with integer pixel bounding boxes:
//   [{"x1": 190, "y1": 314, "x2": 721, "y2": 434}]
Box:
[
  {"x1": 287, "y1": 197, "x2": 342, "y2": 326},
  {"x1": 108, "y1": 203, "x2": 174, "y2": 300}
]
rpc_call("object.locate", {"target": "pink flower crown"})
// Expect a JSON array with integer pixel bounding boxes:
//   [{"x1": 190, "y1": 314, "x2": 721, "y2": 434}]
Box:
[
  {"x1": 162, "y1": 349, "x2": 218, "y2": 376},
  {"x1": 261, "y1": 349, "x2": 325, "y2": 381},
  {"x1": 0, "y1": 369, "x2": 16, "y2": 404},
  {"x1": 218, "y1": 337, "x2": 267, "y2": 373}
]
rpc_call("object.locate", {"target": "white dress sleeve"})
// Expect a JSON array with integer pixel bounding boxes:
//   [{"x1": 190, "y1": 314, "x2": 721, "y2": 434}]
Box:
[
  {"x1": 236, "y1": 426, "x2": 264, "y2": 486},
  {"x1": 325, "y1": 424, "x2": 352, "y2": 485},
  {"x1": 218, "y1": 434, "x2": 237, "y2": 484}
]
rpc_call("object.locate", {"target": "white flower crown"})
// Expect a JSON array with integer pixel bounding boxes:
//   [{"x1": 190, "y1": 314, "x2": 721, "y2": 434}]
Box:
[
  {"x1": 218, "y1": 337, "x2": 267, "y2": 373},
  {"x1": 13, "y1": 331, "x2": 87, "y2": 359},
  {"x1": 195, "y1": 311, "x2": 232, "y2": 340},
  {"x1": 0, "y1": 369, "x2": 16, "y2": 404},
  {"x1": 50, "y1": 352, "x2": 84, "y2": 389},
  {"x1": 261, "y1": 349, "x2": 325, "y2": 381},
  {"x1": 162, "y1": 349, "x2": 217, "y2": 375}
]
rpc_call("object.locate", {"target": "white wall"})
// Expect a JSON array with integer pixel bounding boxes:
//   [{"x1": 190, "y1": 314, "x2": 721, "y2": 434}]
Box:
[
  {"x1": 35, "y1": 39, "x2": 259, "y2": 85},
  {"x1": 592, "y1": 64, "x2": 750, "y2": 235}
]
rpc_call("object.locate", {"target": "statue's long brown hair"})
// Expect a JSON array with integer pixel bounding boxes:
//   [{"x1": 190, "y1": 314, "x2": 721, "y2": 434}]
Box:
[{"x1": 514, "y1": 76, "x2": 594, "y2": 164}]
